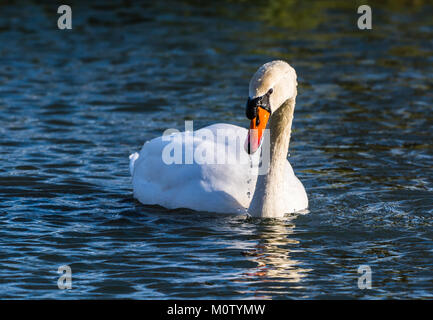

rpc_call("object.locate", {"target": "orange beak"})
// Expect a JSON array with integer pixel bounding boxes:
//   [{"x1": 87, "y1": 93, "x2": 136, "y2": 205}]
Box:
[{"x1": 245, "y1": 107, "x2": 270, "y2": 154}]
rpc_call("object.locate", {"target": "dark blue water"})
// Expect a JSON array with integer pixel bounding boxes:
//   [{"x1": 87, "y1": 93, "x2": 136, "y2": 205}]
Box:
[{"x1": 0, "y1": 0, "x2": 432, "y2": 299}]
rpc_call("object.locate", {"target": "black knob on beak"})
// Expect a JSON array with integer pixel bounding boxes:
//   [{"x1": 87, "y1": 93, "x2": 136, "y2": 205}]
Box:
[
  {"x1": 245, "y1": 88, "x2": 274, "y2": 120},
  {"x1": 246, "y1": 97, "x2": 257, "y2": 120}
]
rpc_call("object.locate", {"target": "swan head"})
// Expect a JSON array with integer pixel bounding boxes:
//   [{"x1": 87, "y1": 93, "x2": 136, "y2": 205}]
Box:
[{"x1": 245, "y1": 60, "x2": 297, "y2": 154}]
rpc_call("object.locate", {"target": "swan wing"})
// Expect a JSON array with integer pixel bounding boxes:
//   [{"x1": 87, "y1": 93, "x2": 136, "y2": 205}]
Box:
[{"x1": 131, "y1": 124, "x2": 256, "y2": 213}]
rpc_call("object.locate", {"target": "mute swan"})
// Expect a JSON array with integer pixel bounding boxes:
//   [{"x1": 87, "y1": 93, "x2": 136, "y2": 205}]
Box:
[{"x1": 129, "y1": 60, "x2": 308, "y2": 218}]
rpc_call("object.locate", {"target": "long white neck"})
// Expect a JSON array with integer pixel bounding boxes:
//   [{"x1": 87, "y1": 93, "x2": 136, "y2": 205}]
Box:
[{"x1": 248, "y1": 97, "x2": 296, "y2": 218}]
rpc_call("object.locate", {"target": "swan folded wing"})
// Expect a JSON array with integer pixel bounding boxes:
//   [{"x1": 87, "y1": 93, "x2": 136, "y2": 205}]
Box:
[{"x1": 131, "y1": 124, "x2": 255, "y2": 213}]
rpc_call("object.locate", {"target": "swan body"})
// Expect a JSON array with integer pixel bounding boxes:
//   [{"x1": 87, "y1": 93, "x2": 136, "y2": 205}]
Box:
[
  {"x1": 130, "y1": 123, "x2": 307, "y2": 214},
  {"x1": 130, "y1": 60, "x2": 308, "y2": 218}
]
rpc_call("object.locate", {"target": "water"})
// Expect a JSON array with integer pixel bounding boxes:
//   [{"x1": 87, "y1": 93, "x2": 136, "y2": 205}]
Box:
[{"x1": 0, "y1": 0, "x2": 432, "y2": 299}]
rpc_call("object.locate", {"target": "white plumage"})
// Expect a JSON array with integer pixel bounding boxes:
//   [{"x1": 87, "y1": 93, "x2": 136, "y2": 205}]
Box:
[{"x1": 130, "y1": 123, "x2": 307, "y2": 214}]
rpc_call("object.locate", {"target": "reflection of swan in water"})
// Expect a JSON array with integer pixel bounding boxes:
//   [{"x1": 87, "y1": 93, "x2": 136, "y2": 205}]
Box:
[{"x1": 235, "y1": 217, "x2": 312, "y2": 297}]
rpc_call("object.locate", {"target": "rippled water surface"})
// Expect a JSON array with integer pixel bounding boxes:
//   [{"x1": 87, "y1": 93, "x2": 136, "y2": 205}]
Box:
[{"x1": 0, "y1": 0, "x2": 432, "y2": 299}]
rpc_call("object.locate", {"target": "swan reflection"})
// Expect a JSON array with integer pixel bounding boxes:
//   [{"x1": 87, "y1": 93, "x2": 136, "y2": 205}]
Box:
[{"x1": 236, "y1": 215, "x2": 312, "y2": 297}]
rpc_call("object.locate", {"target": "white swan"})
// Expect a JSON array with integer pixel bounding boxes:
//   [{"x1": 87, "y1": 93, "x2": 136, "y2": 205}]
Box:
[{"x1": 129, "y1": 60, "x2": 308, "y2": 218}]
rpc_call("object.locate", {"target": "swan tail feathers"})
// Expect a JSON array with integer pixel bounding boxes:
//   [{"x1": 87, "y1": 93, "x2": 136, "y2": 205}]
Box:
[{"x1": 129, "y1": 152, "x2": 139, "y2": 176}]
